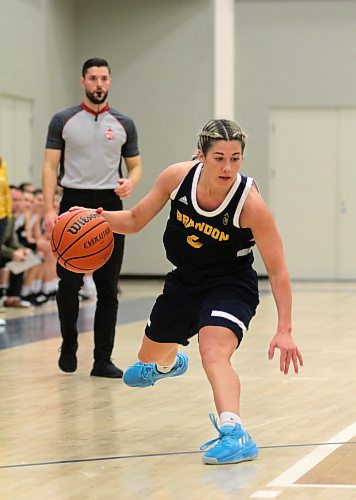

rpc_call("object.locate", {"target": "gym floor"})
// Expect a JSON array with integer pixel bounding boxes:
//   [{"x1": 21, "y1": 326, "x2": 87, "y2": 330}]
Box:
[{"x1": 0, "y1": 279, "x2": 355, "y2": 499}]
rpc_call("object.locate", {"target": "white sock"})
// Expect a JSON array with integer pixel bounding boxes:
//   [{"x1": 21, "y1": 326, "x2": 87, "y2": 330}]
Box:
[
  {"x1": 31, "y1": 280, "x2": 42, "y2": 294},
  {"x1": 220, "y1": 412, "x2": 241, "y2": 427},
  {"x1": 83, "y1": 275, "x2": 95, "y2": 293},
  {"x1": 49, "y1": 279, "x2": 59, "y2": 292},
  {"x1": 21, "y1": 285, "x2": 31, "y2": 296},
  {"x1": 42, "y1": 282, "x2": 51, "y2": 294},
  {"x1": 156, "y1": 358, "x2": 176, "y2": 373}
]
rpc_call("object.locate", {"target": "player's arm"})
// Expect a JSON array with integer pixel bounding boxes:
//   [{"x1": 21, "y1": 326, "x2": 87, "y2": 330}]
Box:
[
  {"x1": 42, "y1": 148, "x2": 61, "y2": 233},
  {"x1": 101, "y1": 162, "x2": 192, "y2": 234},
  {"x1": 241, "y1": 188, "x2": 303, "y2": 374}
]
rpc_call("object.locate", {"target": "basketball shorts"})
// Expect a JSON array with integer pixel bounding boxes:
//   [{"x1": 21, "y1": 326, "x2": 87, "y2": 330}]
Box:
[{"x1": 145, "y1": 269, "x2": 259, "y2": 347}]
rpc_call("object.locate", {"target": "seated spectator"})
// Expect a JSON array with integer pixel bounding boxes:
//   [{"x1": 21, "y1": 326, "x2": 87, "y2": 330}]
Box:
[
  {"x1": 0, "y1": 185, "x2": 46, "y2": 308},
  {"x1": 22, "y1": 189, "x2": 58, "y2": 304},
  {"x1": 16, "y1": 187, "x2": 45, "y2": 304},
  {"x1": 0, "y1": 212, "x2": 33, "y2": 308},
  {"x1": 12, "y1": 186, "x2": 57, "y2": 305},
  {"x1": 2, "y1": 183, "x2": 61, "y2": 307}
]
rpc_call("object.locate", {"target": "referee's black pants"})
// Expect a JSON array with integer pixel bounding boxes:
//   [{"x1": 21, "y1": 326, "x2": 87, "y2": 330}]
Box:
[{"x1": 57, "y1": 188, "x2": 124, "y2": 362}]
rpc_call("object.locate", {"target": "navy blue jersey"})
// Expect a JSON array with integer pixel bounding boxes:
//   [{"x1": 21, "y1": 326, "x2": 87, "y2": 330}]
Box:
[{"x1": 163, "y1": 163, "x2": 256, "y2": 279}]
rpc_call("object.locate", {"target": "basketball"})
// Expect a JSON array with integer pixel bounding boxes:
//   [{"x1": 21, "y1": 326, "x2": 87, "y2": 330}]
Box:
[{"x1": 51, "y1": 209, "x2": 114, "y2": 273}]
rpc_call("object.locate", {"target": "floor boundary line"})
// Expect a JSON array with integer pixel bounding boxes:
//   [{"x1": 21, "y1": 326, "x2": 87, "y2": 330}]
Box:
[{"x1": 267, "y1": 422, "x2": 356, "y2": 487}]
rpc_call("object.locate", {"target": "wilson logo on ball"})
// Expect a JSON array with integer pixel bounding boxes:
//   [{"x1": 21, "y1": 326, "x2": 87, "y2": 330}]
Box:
[{"x1": 67, "y1": 213, "x2": 102, "y2": 235}]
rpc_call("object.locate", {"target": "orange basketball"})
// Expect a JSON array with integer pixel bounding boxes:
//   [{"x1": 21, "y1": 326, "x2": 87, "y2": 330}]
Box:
[{"x1": 51, "y1": 209, "x2": 114, "y2": 273}]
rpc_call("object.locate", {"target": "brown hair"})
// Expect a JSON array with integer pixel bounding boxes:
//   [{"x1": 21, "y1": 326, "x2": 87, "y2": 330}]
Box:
[{"x1": 197, "y1": 119, "x2": 246, "y2": 155}]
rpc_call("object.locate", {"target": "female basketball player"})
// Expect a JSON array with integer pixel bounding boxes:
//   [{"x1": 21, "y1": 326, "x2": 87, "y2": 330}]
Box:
[{"x1": 87, "y1": 119, "x2": 303, "y2": 464}]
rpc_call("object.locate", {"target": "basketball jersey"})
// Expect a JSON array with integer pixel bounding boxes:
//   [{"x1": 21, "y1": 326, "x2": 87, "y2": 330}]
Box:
[{"x1": 163, "y1": 163, "x2": 256, "y2": 278}]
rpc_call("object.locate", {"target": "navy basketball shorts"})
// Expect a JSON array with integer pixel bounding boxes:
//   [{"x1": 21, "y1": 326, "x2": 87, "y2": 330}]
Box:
[{"x1": 145, "y1": 270, "x2": 259, "y2": 347}]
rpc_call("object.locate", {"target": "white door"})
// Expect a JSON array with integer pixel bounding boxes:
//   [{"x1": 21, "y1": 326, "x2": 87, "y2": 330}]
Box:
[
  {"x1": 0, "y1": 95, "x2": 33, "y2": 185},
  {"x1": 337, "y1": 110, "x2": 356, "y2": 279},
  {"x1": 269, "y1": 108, "x2": 356, "y2": 280}
]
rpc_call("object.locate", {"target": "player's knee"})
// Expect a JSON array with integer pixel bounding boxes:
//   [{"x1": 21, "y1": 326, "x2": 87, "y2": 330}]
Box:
[{"x1": 199, "y1": 343, "x2": 220, "y2": 369}]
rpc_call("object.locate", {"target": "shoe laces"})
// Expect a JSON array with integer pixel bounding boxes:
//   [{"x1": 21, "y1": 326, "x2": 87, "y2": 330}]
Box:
[
  {"x1": 176, "y1": 354, "x2": 185, "y2": 369},
  {"x1": 139, "y1": 363, "x2": 156, "y2": 383},
  {"x1": 200, "y1": 413, "x2": 243, "y2": 451}
]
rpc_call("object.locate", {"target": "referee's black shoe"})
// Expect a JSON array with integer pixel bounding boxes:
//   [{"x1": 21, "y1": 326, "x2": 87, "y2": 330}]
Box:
[
  {"x1": 58, "y1": 341, "x2": 78, "y2": 372},
  {"x1": 90, "y1": 360, "x2": 123, "y2": 378}
]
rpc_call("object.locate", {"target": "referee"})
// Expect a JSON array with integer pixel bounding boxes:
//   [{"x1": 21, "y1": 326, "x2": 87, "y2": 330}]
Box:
[{"x1": 42, "y1": 58, "x2": 142, "y2": 378}]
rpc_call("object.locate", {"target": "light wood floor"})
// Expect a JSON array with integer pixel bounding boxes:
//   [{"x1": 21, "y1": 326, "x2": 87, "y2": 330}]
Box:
[{"x1": 0, "y1": 280, "x2": 355, "y2": 500}]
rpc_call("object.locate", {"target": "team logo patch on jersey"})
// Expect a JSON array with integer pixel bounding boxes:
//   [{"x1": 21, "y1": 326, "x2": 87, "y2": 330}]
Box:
[
  {"x1": 223, "y1": 213, "x2": 229, "y2": 225},
  {"x1": 179, "y1": 196, "x2": 188, "y2": 205},
  {"x1": 187, "y1": 235, "x2": 203, "y2": 248},
  {"x1": 105, "y1": 128, "x2": 115, "y2": 140}
]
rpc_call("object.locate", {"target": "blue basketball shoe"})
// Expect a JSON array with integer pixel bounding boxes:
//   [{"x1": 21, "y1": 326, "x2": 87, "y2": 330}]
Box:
[
  {"x1": 123, "y1": 352, "x2": 188, "y2": 387},
  {"x1": 200, "y1": 413, "x2": 259, "y2": 465}
]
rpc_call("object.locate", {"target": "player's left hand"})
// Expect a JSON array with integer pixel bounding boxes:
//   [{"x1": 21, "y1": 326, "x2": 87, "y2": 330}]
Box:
[{"x1": 268, "y1": 332, "x2": 303, "y2": 374}]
